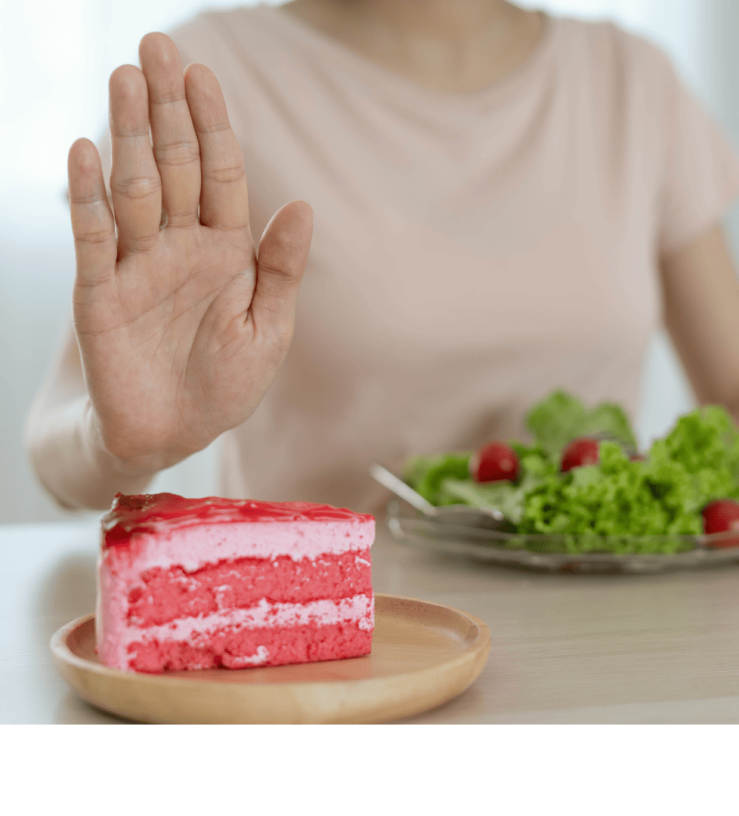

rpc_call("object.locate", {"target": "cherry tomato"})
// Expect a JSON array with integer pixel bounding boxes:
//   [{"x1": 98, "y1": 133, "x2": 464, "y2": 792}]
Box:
[
  {"x1": 702, "y1": 499, "x2": 739, "y2": 548},
  {"x1": 560, "y1": 438, "x2": 599, "y2": 473},
  {"x1": 469, "y1": 442, "x2": 520, "y2": 483}
]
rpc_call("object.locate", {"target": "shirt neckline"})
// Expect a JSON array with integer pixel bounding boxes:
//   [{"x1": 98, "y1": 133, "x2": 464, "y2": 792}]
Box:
[{"x1": 252, "y1": 3, "x2": 559, "y2": 110}]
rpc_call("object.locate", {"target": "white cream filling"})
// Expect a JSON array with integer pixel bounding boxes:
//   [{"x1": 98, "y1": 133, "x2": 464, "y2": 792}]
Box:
[
  {"x1": 123, "y1": 593, "x2": 374, "y2": 650},
  {"x1": 224, "y1": 646, "x2": 270, "y2": 668}
]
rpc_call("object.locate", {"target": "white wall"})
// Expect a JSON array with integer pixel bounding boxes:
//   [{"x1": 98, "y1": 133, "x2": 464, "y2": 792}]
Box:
[{"x1": 1, "y1": 0, "x2": 737, "y2": 521}]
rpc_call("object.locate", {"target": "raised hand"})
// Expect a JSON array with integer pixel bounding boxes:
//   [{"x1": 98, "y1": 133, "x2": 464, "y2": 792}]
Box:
[{"x1": 67, "y1": 33, "x2": 313, "y2": 476}]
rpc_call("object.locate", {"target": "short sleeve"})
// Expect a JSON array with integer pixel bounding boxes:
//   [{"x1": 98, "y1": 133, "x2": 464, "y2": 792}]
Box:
[{"x1": 658, "y1": 53, "x2": 739, "y2": 257}]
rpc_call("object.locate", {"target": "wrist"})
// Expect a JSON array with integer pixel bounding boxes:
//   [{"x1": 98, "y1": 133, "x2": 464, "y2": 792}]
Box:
[{"x1": 83, "y1": 401, "x2": 184, "y2": 481}]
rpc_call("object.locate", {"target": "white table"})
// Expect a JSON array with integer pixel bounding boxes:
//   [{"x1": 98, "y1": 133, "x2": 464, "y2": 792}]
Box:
[{"x1": 4, "y1": 520, "x2": 739, "y2": 723}]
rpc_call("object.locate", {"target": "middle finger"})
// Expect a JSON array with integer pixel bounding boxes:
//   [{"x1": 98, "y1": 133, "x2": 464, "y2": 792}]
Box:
[{"x1": 139, "y1": 32, "x2": 201, "y2": 229}]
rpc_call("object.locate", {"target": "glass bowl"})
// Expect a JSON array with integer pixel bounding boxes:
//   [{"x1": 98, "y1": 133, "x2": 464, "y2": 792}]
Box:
[{"x1": 385, "y1": 501, "x2": 739, "y2": 574}]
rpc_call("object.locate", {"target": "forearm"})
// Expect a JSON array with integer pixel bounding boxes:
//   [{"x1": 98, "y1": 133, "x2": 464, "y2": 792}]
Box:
[
  {"x1": 25, "y1": 393, "x2": 157, "y2": 511},
  {"x1": 661, "y1": 226, "x2": 739, "y2": 411}
]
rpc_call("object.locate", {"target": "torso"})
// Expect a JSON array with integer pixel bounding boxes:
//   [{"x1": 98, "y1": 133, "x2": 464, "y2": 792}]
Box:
[{"x1": 166, "y1": 6, "x2": 678, "y2": 512}]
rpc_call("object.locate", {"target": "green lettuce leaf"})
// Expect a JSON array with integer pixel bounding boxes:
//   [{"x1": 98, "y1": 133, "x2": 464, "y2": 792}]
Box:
[
  {"x1": 433, "y1": 442, "x2": 557, "y2": 523},
  {"x1": 647, "y1": 405, "x2": 739, "y2": 509},
  {"x1": 518, "y1": 442, "x2": 702, "y2": 544},
  {"x1": 403, "y1": 452, "x2": 471, "y2": 505},
  {"x1": 438, "y1": 478, "x2": 527, "y2": 524},
  {"x1": 579, "y1": 402, "x2": 638, "y2": 452},
  {"x1": 525, "y1": 390, "x2": 637, "y2": 458},
  {"x1": 515, "y1": 447, "x2": 558, "y2": 493},
  {"x1": 525, "y1": 391, "x2": 587, "y2": 459}
]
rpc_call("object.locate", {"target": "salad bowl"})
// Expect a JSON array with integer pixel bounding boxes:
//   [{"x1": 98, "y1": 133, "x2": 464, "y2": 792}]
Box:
[
  {"x1": 386, "y1": 501, "x2": 739, "y2": 574},
  {"x1": 389, "y1": 390, "x2": 739, "y2": 573}
]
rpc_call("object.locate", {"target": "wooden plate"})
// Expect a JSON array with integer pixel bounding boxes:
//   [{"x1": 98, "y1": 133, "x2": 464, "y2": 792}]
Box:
[{"x1": 50, "y1": 594, "x2": 490, "y2": 724}]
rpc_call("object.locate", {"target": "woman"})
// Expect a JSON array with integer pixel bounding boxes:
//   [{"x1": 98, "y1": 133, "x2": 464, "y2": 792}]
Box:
[{"x1": 25, "y1": 0, "x2": 739, "y2": 513}]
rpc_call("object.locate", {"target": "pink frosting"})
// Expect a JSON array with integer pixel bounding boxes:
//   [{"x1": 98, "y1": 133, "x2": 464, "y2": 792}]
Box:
[
  {"x1": 100, "y1": 516, "x2": 374, "y2": 575},
  {"x1": 102, "y1": 492, "x2": 374, "y2": 548}
]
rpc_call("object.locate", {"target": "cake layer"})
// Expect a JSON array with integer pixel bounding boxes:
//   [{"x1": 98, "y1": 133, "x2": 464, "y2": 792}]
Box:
[
  {"x1": 97, "y1": 594, "x2": 374, "y2": 671},
  {"x1": 128, "y1": 550, "x2": 372, "y2": 627},
  {"x1": 128, "y1": 621, "x2": 373, "y2": 672}
]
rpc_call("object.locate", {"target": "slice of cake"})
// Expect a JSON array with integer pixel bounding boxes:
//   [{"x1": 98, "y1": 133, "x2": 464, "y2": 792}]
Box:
[{"x1": 96, "y1": 493, "x2": 375, "y2": 673}]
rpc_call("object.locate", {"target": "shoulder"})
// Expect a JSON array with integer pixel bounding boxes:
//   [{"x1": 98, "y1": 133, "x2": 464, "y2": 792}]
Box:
[{"x1": 553, "y1": 15, "x2": 681, "y2": 97}]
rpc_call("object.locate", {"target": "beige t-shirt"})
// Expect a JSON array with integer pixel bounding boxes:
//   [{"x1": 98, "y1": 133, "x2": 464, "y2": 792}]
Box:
[{"x1": 101, "y1": 4, "x2": 739, "y2": 513}]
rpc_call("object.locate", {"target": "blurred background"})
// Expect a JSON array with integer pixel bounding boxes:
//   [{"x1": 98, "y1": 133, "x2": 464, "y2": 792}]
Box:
[{"x1": 2, "y1": 0, "x2": 738, "y2": 523}]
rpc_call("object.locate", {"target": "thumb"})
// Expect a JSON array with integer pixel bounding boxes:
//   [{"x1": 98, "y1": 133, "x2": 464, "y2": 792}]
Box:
[{"x1": 251, "y1": 200, "x2": 313, "y2": 331}]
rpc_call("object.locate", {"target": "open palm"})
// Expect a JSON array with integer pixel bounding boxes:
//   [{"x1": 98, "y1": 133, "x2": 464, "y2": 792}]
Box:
[{"x1": 68, "y1": 33, "x2": 313, "y2": 475}]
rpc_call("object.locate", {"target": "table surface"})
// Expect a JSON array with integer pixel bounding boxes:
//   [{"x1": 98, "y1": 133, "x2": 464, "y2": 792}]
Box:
[{"x1": 3, "y1": 518, "x2": 739, "y2": 724}]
